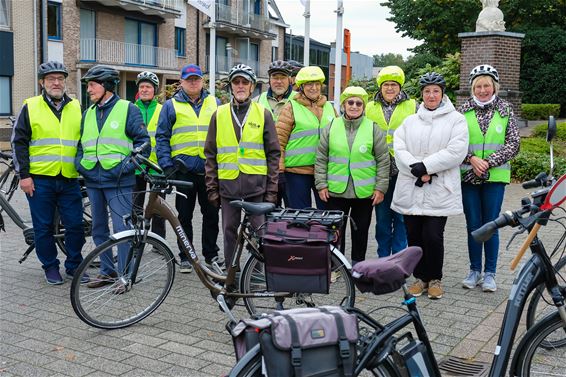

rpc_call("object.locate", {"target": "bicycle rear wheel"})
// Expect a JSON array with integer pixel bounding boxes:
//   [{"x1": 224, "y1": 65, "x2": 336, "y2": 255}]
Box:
[
  {"x1": 70, "y1": 234, "x2": 175, "y2": 329},
  {"x1": 240, "y1": 247, "x2": 355, "y2": 315},
  {"x1": 512, "y1": 311, "x2": 566, "y2": 376},
  {"x1": 525, "y1": 256, "x2": 566, "y2": 348}
]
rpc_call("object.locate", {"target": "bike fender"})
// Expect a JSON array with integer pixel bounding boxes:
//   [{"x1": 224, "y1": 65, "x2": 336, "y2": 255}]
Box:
[
  {"x1": 228, "y1": 344, "x2": 261, "y2": 377},
  {"x1": 331, "y1": 245, "x2": 352, "y2": 270},
  {"x1": 109, "y1": 230, "x2": 169, "y2": 247}
]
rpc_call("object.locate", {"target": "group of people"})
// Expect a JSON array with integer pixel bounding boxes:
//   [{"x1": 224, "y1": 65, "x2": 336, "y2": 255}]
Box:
[{"x1": 12, "y1": 58, "x2": 518, "y2": 301}]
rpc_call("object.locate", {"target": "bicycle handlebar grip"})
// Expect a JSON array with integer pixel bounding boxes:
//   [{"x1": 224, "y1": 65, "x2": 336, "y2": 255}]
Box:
[
  {"x1": 167, "y1": 179, "x2": 194, "y2": 189},
  {"x1": 522, "y1": 172, "x2": 548, "y2": 189},
  {"x1": 471, "y1": 212, "x2": 512, "y2": 243}
]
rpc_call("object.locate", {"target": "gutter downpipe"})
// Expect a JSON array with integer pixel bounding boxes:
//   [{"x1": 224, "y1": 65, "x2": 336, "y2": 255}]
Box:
[
  {"x1": 33, "y1": 0, "x2": 38, "y2": 95},
  {"x1": 40, "y1": 0, "x2": 48, "y2": 63}
]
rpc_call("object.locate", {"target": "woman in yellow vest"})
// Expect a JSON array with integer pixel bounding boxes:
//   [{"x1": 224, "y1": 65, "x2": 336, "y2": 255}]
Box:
[
  {"x1": 366, "y1": 66, "x2": 418, "y2": 258},
  {"x1": 459, "y1": 64, "x2": 520, "y2": 293},
  {"x1": 277, "y1": 66, "x2": 337, "y2": 209},
  {"x1": 132, "y1": 71, "x2": 166, "y2": 240},
  {"x1": 315, "y1": 87, "x2": 390, "y2": 264}
]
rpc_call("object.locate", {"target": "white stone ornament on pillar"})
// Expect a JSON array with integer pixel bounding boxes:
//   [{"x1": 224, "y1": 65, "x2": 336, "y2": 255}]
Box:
[{"x1": 476, "y1": 0, "x2": 505, "y2": 32}]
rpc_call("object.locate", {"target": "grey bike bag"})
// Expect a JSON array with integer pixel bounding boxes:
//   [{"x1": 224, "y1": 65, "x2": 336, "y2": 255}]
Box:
[{"x1": 261, "y1": 221, "x2": 335, "y2": 294}]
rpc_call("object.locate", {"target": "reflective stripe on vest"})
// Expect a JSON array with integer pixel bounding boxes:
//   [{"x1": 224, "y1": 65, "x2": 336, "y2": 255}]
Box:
[
  {"x1": 461, "y1": 109, "x2": 510, "y2": 183},
  {"x1": 147, "y1": 102, "x2": 162, "y2": 165},
  {"x1": 25, "y1": 95, "x2": 81, "y2": 178},
  {"x1": 285, "y1": 100, "x2": 335, "y2": 167},
  {"x1": 258, "y1": 91, "x2": 296, "y2": 122},
  {"x1": 327, "y1": 117, "x2": 376, "y2": 198},
  {"x1": 171, "y1": 96, "x2": 217, "y2": 159},
  {"x1": 80, "y1": 99, "x2": 132, "y2": 171},
  {"x1": 216, "y1": 102, "x2": 266, "y2": 180},
  {"x1": 365, "y1": 99, "x2": 416, "y2": 156}
]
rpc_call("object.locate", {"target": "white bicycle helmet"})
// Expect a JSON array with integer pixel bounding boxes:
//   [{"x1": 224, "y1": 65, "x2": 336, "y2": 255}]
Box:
[
  {"x1": 136, "y1": 71, "x2": 159, "y2": 88},
  {"x1": 228, "y1": 64, "x2": 257, "y2": 84},
  {"x1": 469, "y1": 64, "x2": 499, "y2": 84}
]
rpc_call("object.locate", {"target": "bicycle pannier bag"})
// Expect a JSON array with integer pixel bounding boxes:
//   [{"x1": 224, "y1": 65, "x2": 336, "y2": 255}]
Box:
[
  {"x1": 259, "y1": 306, "x2": 357, "y2": 377},
  {"x1": 261, "y1": 221, "x2": 334, "y2": 293}
]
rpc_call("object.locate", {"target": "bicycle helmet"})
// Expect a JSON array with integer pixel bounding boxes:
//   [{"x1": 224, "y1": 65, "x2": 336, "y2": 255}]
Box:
[
  {"x1": 136, "y1": 71, "x2": 159, "y2": 88},
  {"x1": 81, "y1": 65, "x2": 120, "y2": 91},
  {"x1": 340, "y1": 86, "x2": 369, "y2": 106},
  {"x1": 418, "y1": 72, "x2": 446, "y2": 91},
  {"x1": 469, "y1": 64, "x2": 499, "y2": 84},
  {"x1": 228, "y1": 64, "x2": 257, "y2": 84},
  {"x1": 295, "y1": 66, "x2": 325, "y2": 86},
  {"x1": 268, "y1": 60, "x2": 292, "y2": 76},
  {"x1": 38, "y1": 61, "x2": 68, "y2": 79},
  {"x1": 376, "y1": 65, "x2": 405, "y2": 87},
  {"x1": 287, "y1": 60, "x2": 304, "y2": 77}
]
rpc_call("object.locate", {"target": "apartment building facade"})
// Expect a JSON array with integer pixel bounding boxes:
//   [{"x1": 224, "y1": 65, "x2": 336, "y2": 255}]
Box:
[{"x1": 0, "y1": 0, "x2": 288, "y2": 128}]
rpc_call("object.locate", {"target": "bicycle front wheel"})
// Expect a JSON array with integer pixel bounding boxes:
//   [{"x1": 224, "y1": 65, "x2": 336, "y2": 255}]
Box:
[
  {"x1": 70, "y1": 234, "x2": 175, "y2": 329},
  {"x1": 513, "y1": 311, "x2": 566, "y2": 376},
  {"x1": 240, "y1": 247, "x2": 355, "y2": 315}
]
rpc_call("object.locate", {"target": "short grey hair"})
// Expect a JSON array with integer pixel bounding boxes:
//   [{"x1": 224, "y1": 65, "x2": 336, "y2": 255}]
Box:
[{"x1": 471, "y1": 75, "x2": 499, "y2": 96}]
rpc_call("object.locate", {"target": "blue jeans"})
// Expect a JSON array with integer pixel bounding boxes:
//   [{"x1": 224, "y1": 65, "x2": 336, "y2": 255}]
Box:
[
  {"x1": 284, "y1": 172, "x2": 325, "y2": 209},
  {"x1": 87, "y1": 186, "x2": 133, "y2": 276},
  {"x1": 26, "y1": 177, "x2": 84, "y2": 272},
  {"x1": 375, "y1": 175, "x2": 407, "y2": 257},
  {"x1": 462, "y1": 182, "x2": 506, "y2": 274}
]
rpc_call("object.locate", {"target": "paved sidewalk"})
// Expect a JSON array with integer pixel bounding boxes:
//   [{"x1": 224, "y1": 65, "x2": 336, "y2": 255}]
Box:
[{"x1": 0, "y1": 184, "x2": 563, "y2": 376}]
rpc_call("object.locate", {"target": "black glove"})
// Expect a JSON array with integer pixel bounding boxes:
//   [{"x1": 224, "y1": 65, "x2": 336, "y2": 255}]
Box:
[
  {"x1": 409, "y1": 162, "x2": 427, "y2": 178},
  {"x1": 427, "y1": 173, "x2": 438, "y2": 184},
  {"x1": 414, "y1": 177, "x2": 425, "y2": 187}
]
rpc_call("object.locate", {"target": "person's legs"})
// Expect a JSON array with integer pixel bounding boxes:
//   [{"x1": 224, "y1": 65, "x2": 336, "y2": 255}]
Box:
[
  {"x1": 481, "y1": 183, "x2": 506, "y2": 274},
  {"x1": 106, "y1": 186, "x2": 133, "y2": 275},
  {"x1": 175, "y1": 171, "x2": 197, "y2": 261},
  {"x1": 326, "y1": 196, "x2": 349, "y2": 254},
  {"x1": 276, "y1": 173, "x2": 288, "y2": 208},
  {"x1": 221, "y1": 197, "x2": 242, "y2": 267},
  {"x1": 285, "y1": 172, "x2": 314, "y2": 209},
  {"x1": 421, "y1": 216, "x2": 447, "y2": 281},
  {"x1": 150, "y1": 191, "x2": 167, "y2": 238},
  {"x1": 27, "y1": 177, "x2": 59, "y2": 271},
  {"x1": 462, "y1": 183, "x2": 484, "y2": 272},
  {"x1": 374, "y1": 198, "x2": 393, "y2": 257},
  {"x1": 86, "y1": 187, "x2": 113, "y2": 275},
  {"x1": 349, "y1": 198, "x2": 373, "y2": 263},
  {"x1": 194, "y1": 173, "x2": 220, "y2": 262},
  {"x1": 132, "y1": 175, "x2": 146, "y2": 221},
  {"x1": 404, "y1": 215, "x2": 425, "y2": 281},
  {"x1": 56, "y1": 178, "x2": 85, "y2": 273},
  {"x1": 387, "y1": 175, "x2": 407, "y2": 254}
]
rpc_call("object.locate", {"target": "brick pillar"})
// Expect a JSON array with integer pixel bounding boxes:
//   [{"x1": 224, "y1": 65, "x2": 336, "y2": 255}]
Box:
[{"x1": 456, "y1": 31, "x2": 525, "y2": 121}]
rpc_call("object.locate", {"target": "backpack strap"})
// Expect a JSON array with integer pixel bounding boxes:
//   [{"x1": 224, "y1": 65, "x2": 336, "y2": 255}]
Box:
[
  {"x1": 320, "y1": 308, "x2": 353, "y2": 377},
  {"x1": 282, "y1": 314, "x2": 303, "y2": 377}
]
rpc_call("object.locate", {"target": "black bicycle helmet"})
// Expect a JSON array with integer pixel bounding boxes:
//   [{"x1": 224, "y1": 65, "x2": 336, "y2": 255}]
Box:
[
  {"x1": 418, "y1": 72, "x2": 446, "y2": 91},
  {"x1": 469, "y1": 64, "x2": 499, "y2": 84},
  {"x1": 81, "y1": 65, "x2": 120, "y2": 91},
  {"x1": 268, "y1": 60, "x2": 292, "y2": 76},
  {"x1": 38, "y1": 61, "x2": 68, "y2": 79},
  {"x1": 228, "y1": 64, "x2": 257, "y2": 84},
  {"x1": 287, "y1": 60, "x2": 304, "y2": 77}
]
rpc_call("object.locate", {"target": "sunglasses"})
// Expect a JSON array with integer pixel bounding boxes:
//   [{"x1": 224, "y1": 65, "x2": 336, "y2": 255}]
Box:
[{"x1": 346, "y1": 100, "x2": 364, "y2": 107}]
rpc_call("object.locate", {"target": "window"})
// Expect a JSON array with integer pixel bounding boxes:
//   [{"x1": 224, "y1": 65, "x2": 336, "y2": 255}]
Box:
[
  {"x1": 80, "y1": 9, "x2": 96, "y2": 61},
  {"x1": 253, "y1": 0, "x2": 260, "y2": 15},
  {"x1": 0, "y1": 76, "x2": 11, "y2": 115},
  {"x1": 0, "y1": 0, "x2": 10, "y2": 29},
  {"x1": 125, "y1": 19, "x2": 157, "y2": 66},
  {"x1": 175, "y1": 27, "x2": 185, "y2": 57},
  {"x1": 47, "y1": 1, "x2": 62, "y2": 40},
  {"x1": 271, "y1": 46, "x2": 278, "y2": 61}
]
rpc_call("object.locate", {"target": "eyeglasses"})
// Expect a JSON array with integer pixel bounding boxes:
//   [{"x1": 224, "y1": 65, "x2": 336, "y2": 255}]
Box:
[
  {"x1": 346, "y1": 100, "x2": 364, "y2": 107},
  {"x1": 44, "y1": 77, "x2": 65, "y2": 84}
]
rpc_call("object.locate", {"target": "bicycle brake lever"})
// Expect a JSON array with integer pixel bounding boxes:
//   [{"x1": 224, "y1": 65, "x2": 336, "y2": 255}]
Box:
[
  {"x1": 505, "y1": 227, "x2": 526, "y2": 251},
  {"x1": 171, "y1": 189, "x2": 187, "y2": 199}
]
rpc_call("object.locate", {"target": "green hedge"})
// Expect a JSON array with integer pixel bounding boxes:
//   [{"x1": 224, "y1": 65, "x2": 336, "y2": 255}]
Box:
[
  {"x1": 531, "y1": 122, "x2": 566, "y2": 141},
  {"x1": 521, "y1": 104, "x2": 561, "y2": 120},
  {"x1": 511, "y1": 152, "x2": 566, "y2": 182}
]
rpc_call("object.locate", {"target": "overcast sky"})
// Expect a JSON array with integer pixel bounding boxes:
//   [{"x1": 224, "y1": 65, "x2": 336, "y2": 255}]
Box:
[{"x1": 275, "y1": 0, "x2": 420, "y2": 58}]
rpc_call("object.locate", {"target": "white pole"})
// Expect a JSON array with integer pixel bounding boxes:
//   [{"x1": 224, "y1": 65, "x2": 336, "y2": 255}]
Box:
[
  {"x1": 333, "y1": 0, "x2": 344, "y2": 113},
  {"x1": 209, "y1": 5, "x2": 216, "y2": 96},
  {"x1": 303, "y1": 0, "x2": 310, "y2": 66}
]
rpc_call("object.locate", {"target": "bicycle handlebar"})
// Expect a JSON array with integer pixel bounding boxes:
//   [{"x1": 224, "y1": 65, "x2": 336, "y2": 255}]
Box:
[
  {"x1": 471, "y1": 211, "x2": 517, "y2": 242},
  {"x1": 522, "y1": 172, "x2": 549, "y2": 189}
]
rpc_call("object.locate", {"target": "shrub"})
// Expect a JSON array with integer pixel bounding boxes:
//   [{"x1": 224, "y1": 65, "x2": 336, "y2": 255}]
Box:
[
  {"x1": 531, "y1": 122, "x2": 566, "y2": 141},
  {"x1": 521, "y1": 104, "x2": 561, "y2": 120},
  {"x1": 511, "y1": 152, "x2": 566, "y2": 182}
]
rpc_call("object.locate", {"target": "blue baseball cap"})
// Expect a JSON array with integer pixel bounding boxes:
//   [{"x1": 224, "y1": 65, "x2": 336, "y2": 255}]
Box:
[{"x1": 181, "y1": 64, "x2": 203, "y2": 79}]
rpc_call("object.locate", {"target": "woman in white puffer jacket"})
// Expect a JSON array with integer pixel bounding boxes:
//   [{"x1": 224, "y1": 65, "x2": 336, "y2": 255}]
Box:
[{"x1": 391, "y1": 72, "x2": 469, "y2": 300}]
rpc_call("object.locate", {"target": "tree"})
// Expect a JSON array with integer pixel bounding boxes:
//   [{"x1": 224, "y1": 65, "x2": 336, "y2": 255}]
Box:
[
  {"x1": 372, "y1": 53, "x2": 405, "y2": 68},
  {"x1": 404, "y1": 53, "x2": 461, "y2": 102}
]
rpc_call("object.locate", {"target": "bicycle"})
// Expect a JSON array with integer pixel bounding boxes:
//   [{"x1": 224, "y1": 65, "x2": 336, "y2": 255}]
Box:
[
  {"x1": 228, "y1": 173, "x2": 566, "y2": 377},
  {"x1": 0, "y1": 150, "x2": 96, "y2": 263},
  {"x1": 69, "y1": 143, "x2": 356, "y2": 329}
]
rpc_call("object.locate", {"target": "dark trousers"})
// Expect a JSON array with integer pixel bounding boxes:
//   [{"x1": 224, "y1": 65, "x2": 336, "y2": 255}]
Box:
[
  {"x1": 175, "y1": 171, "x2": 219, "y2": 262},
  {"x1": 404, "y1": 215, "x2": 447, "y2": 282},
  {"x1": 284, "y1": 172, "x2": 325, "y2": 209},
  {"x1": 220, "y1": 195, "x2": 264, "y2": 267},
  {"x1": 133, "y1": 175, "x2": 166, "y2": 238},
  {"x1": 326, "y1": 196, "x2": 373, "y2": 263},
  {"x1": 276, "y1": 173, "x2": 288, "y2": 208}
]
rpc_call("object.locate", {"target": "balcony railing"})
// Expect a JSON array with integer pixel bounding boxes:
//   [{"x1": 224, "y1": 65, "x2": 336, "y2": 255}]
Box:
[
  {"x1": 216, "y1": 3, "x2": 271, "y2": 33},
  {"x1": 82, "y1": 0, "x2": 182, "y2": 18},
  {"x1": 80, "y1": 38, "x2": 177, "y2": 70},
  {"x1": 206, "y1": 55, "x2": 264, "y2": 77}
]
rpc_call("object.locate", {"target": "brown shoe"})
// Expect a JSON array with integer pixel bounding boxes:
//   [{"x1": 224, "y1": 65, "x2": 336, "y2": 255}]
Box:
[
  {"x1": 427, "y1": 279, "x2": 444, "y2": 299},
  {"x1": 408, "y1": 279, "x2": 428, "y2": 297},
  {"x1": 86, "y1": 272, "x2": 118, "y2": 289}
]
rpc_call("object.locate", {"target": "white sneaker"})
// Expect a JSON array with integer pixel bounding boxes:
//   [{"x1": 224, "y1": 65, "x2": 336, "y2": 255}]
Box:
[
  {"x1": 179, "y1": 260, "x2": 193, "y2": 273},
  {"x1": 462, "y1": 270, "x2": 482, "y2": 289},
  {"x1": 482, "y1": 272, "x2": 497, "y2": 292}
]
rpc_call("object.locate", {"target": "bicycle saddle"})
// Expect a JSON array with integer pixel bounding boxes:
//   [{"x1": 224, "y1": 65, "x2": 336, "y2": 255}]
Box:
[
  {"x1": 351, "y1": 246, "x2": 423, "y2": 295},
  {"x1": 229, "y1": 200, "x2": 275, "y2": 215}
]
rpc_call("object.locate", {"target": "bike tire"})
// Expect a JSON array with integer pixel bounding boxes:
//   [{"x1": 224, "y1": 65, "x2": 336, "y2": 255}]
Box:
[
  {"x1": 525, "y1": 255, "x2": 566, "y2": 349},
  {"x1": 240, "y1": 246, "x2": 355, "y2": 315},
  {"x1": 70, "y1": 234, "x2": 175, "y2": 329},
  {"x1": 512, "y1": 311, "x2": 566, "y2": 376}
]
